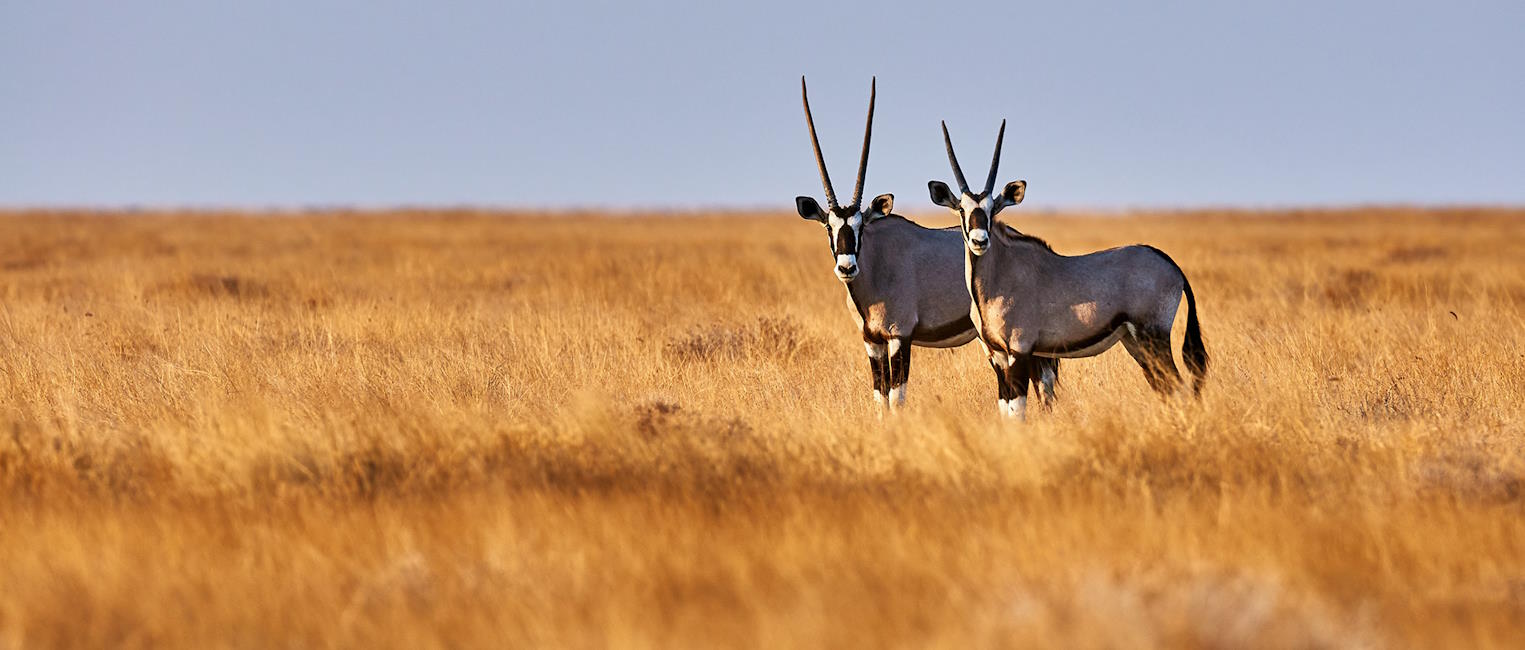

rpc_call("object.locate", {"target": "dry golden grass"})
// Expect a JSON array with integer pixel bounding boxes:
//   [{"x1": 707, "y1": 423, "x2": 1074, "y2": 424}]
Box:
[{"x1": 2, "y1": 207, "x2": 1524, "y2": 648}]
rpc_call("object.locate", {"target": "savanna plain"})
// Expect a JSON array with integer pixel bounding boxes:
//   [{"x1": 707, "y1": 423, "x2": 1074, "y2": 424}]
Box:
[{"x1": 2, "y1": 207, "x2": 1524, "y2": 649}]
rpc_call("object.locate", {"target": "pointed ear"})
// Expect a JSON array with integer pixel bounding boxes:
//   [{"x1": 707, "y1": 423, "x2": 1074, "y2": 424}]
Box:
[
  {"x1": 795, "y1": 196, "x2": 825, "y2": 222},
  {"x1": 1000, "y1": 180, "x2": 1027, "y2": 208},
  {"x1": 867, "y1": 193, "x2": 894, "y2": 220},
  {"x1": 928, "y1": 181, "x2": 959, "y2": 209}
]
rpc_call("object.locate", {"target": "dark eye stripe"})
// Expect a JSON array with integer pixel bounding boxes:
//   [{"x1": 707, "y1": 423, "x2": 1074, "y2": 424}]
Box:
[
  {"x1": 969, "y1": 207, "x2": 989, "y2": 231},
  {"x1": 835, "y1": 224, "x2": 856, "y2": 255}
]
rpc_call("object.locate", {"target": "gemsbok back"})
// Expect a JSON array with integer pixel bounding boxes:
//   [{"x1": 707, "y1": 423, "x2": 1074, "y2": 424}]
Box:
[
  {"x1": 794, "y1": 77, "x2": 1058, "y2": 410},
  {"x1": 928, "y1": 120, "x2": 1207, "y2": 420}
]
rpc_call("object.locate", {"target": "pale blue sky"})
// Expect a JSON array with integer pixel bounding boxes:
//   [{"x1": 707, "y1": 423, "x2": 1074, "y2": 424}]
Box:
[{"x1": 2, "y1": 1, "x2": 1522, "y2": 209}]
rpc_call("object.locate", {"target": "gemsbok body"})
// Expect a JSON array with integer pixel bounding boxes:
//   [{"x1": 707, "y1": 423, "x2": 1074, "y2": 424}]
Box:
[
  {"x1": 794, "y1": 77, "x2": 1057, "y2": 409},
  {"x1": 928, "y1": 120, "x2": 1207, "y2": 419}
]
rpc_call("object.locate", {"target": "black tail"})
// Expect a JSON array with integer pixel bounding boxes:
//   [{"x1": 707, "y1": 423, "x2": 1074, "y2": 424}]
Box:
[{"x1": 1180, "y1": 275, "x2": 1208, "y2": 396}]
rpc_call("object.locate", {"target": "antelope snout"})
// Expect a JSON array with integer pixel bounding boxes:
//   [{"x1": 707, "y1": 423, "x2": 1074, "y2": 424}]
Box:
[
  {"x1": 835, "y1": 254, "x2": 859, "y2": 281},
  {"x1": 968, "y1": 229, "x2": 990, "y2": 255}
]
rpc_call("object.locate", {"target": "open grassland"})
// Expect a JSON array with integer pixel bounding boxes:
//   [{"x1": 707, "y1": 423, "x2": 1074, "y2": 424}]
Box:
[{"x1": 2, "y1": 207, "x2": 1524, "y2": 648}]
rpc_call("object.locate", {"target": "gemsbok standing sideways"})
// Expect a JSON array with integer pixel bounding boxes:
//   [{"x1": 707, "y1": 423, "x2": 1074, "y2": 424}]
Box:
[
  {"x1": 795, "y1": 77, "x2": 1058, "y2": 409},
  {"x1": 928, "y1": 120, "x2": 1207, "y2": 420}
]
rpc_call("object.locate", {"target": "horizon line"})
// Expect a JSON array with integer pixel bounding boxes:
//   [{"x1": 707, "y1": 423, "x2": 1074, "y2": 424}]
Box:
[{"x1": 3, "y1": 201, "x2": 1523, "y2": 216}]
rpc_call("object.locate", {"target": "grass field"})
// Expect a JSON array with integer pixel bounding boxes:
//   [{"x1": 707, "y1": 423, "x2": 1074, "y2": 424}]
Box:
[{"x1": 2, "y1": 207, "x2": 1524, "y2": 648}]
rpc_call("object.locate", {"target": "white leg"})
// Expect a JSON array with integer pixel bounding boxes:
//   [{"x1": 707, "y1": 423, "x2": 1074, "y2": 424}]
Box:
[
  {"x1": 1009, "y1": 396, "x2": 1027, "y2": 421},
  {"x1": 997, "y1": 398, "x2": 1010, "y2": 415},
  {"x1": 888, "y1": 382, "x2": 907, "y2": 409}
]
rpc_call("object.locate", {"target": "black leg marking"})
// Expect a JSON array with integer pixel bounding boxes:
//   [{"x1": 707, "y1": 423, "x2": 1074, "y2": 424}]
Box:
[
  {"x1": 1123, "y1": 329, "x2": 1181, "y2": 395},
  {"x1": 890, "y1": 339, "x2": 912, "y2": 389},
  {"x1": 1147, "y1": 334, "x2": 1182, "y2": 394},
  {"x1": 992, "y1": 360, "x2": 1013, "y2": 402},
  {"x1": 876, "y1": 338, "x2": 912, "y2": 407},
  {"x1": 1003, "y1": 353, "x2": 1033, "y2": 418},
  {"x1": 1005, "y1": 357, "x2": 1032, "y2": 401},
  {"x1": 868, "y1": 352, "x2": 888, "y2": 400},
  {"x1": 1028, "y1": 356, "x2": 1059, "y2": 411}
]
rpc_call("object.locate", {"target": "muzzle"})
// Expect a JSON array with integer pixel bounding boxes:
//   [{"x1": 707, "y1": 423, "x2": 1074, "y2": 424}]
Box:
[
  {"x1": 835, "y1": 254, "x2": 859, "y2": 281},
  {"x1": 967, "y1": 229, "x2": 990, "y2": 256}
]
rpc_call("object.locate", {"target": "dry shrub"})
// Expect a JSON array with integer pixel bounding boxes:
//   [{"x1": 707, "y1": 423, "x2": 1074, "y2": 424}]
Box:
[
  {"x1": 1382, "y1": 245, "x2": 1450, "y2": 265},
  {"x1": 664, "y1": 316, "x2": 819, "y2": 363},
  {"x1": 1416, "y1": 450, "x2": 1525, "y2": 503},
  {"x1": 189, "y1": 273, "x2": 268, "y2": 298},
  {"x1": 144, "y1": 272, "x2": 276, "y2": 302},
  {"x1": 1320, "y1": 268, "x2": 1379, "y2": 309},
  {"x1": 0, "y1": 426, "x2": 176, "y2": 498}
]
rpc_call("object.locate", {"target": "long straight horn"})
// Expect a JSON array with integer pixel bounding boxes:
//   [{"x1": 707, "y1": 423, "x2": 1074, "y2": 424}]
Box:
[
  {"x1": 801, "y1": 76, "x2": 839, "y2": 208},
  {"x1": 941, "y1": 121, "x2": 971, "y2": 195},
  {"x1": 984, "y1": 119, "x2": 1006, "y2": 196},
  {"x1": 850, "y1": 77, "x2": 875, "y2": 209}
]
